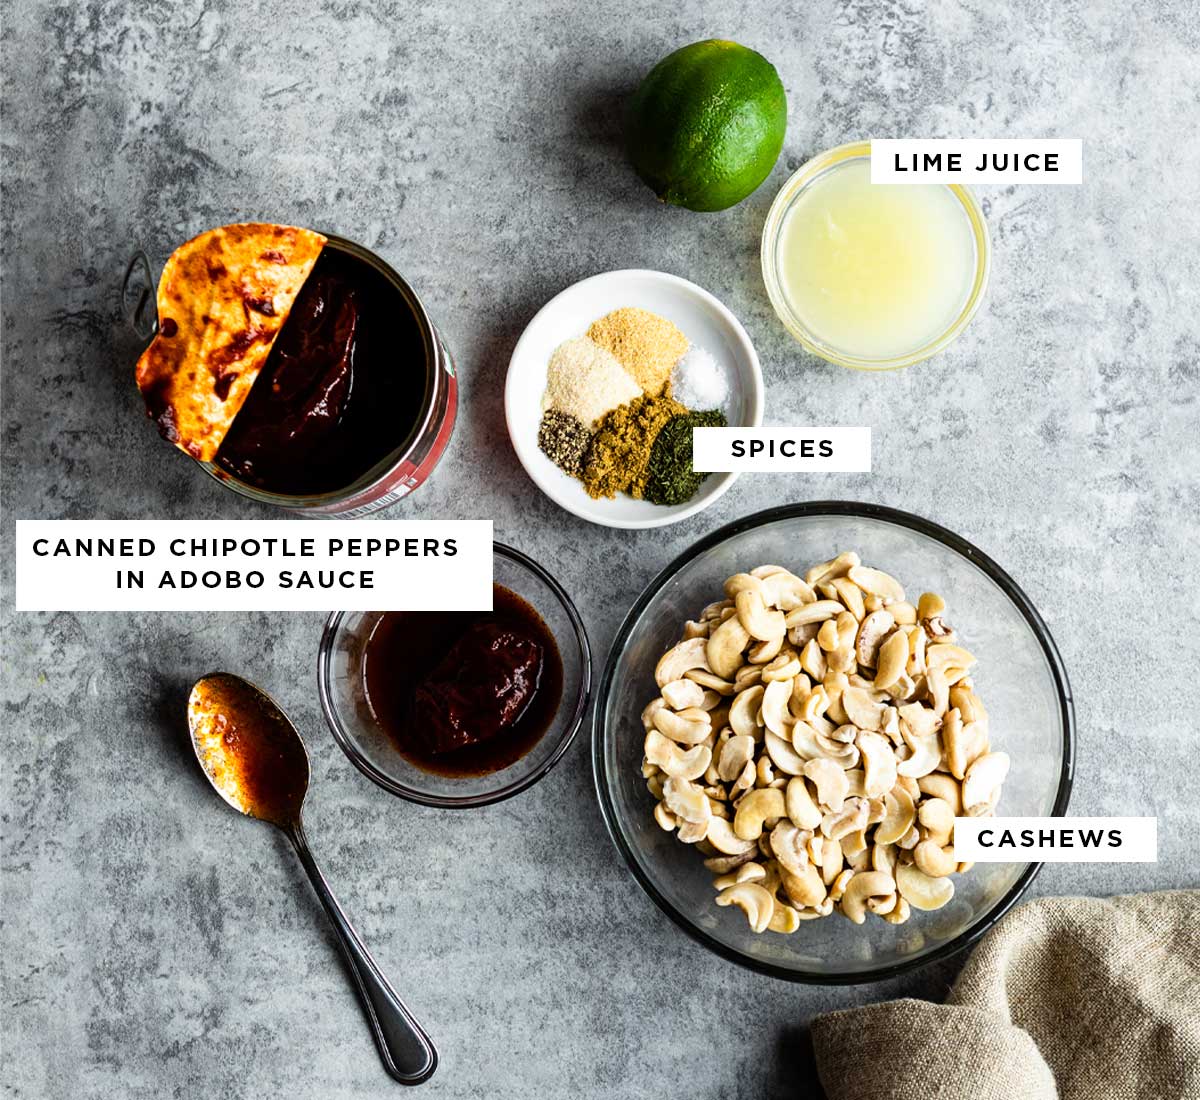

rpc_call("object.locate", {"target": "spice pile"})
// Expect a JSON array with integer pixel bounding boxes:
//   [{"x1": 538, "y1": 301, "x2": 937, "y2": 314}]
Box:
[{"x1": 538, "y1": 307, "x2": 731, "y2": 506}]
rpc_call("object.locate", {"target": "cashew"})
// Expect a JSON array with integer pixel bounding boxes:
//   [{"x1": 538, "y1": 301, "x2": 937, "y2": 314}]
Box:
[
  {"x1": 760, "y1": 678, "x2": 793, "y2": 736},
  {"x1": 917, "y1": 592, "x2": 945, "y2": 621},
  {"x1": 662, "y1": 777, "x2": 711, "y2": 825},
  {"x1": 926, "y1": 643, "x2": 977, "y2": 671},
  {"x1": 653, "y1": 801, "x2": 676, "y2": 831},
  {"x1": 660, "y1": 678, "x2": 705, "y2": 711},
  {"x1": 855, "y1": 609, "x2": 896, "y2": 669},
  {"x1": 841, "y1": 826, "x2": 869, "y2": 857},
  {"x1": 856, "y1": 731, "x2": 898, "y2": 799},
  {"x1": 950, "y1": 684, "x2": 987, "y2": 724},
  {"x1": 676, "y1": 818, "x2": 708, "y2": 843},
  {"x1": 898, "y1": 701, "x2": 939, "y2": 741},
  {"x1": 872, "y1": 841, "x2": 898, "y2": 877},
  {"x1": 914, "y1": 840, "x2": 957, "y2": 878},
  {"x1": 715, "y1": 882, "x2": 775, "y2": 933},
  {"x1": 641, "y1": 697, "x2": 667, "y2": 731},
  {"x1": 652, "y1": 705, "x2": 711, "y2": 747},
  {"x1": 820, "y1": 796, "x2": 869, "y2": 840},
  {"x1": 873, "y1": 630, "x2": 909, "y2": 691},
  {"x1": 685, "y1": 668, "x2": 736, "y2": 695},
  {"x1": 706, "y1": 614, "x2": 751, "y2": 680},
  {"x1": 781, "y1": 862, "x2": 827, "y2": 908},
  {"x1": 896, "y1": 863, "x2": 955, "y2": 911},
  {"x1": 896, "y1": 734, "x2": 940, "y2": 778},
  {"x1": 945, "y1": 709, "x2": 989, "y2": 781},
  {"x1": 731, "y1": 758, "x2": 756, "y2": 797},
  {"x1": 755, "y1": 755, "x2": 775, "y2": 788},
  {"x1": 803, "y1": 758, "x2": 848, "y2": 812},
  {"x1": 643, "y1": 730, "x2": 712, "y2": 781},
  {"x1": 729, "y1": 685, "x2": 765, "y2": 739},
  {"x1": 799, "y1": 638, "x2": 828, "y2": 681},
  {"x1": 705, "y1": 815, "x2": 757, "y2": 856},
  {"x1": 764, "y1": 730, "x2": 806, "y2": 776},
  {"x1": 925, "y1": 667, "x2": 950, "y2": 716},
  {"x1": 717, "y1": 733, "x2": 755, "y2": 783},
  {"x1": 828, "y1": 868, "x2": 855, "y2": 902},
  {"x1": 655, "y1": 637, "x2": 710, "y2": 686},
  {"x1": 820, "y1": 837, "x2": 844, "y2": 885},
  {"x1": 768, "y1": 902, "x2": 802, "y2": 934},
  {"x1": 785, "y1": 600, "x2": 846, "y2": 628},
  {"x1": 762, "y1": 570, "x2": 816, "y2": 610},
  {"x1": 873, "y1": 785, "x2": 915, "y2": 845},
  {"x1": 769, "y1": 821, "x2": 810, "y2": 876},
  {"x1": 847, "y1": 565, "x2": 905, "y2": 602},
  {"x1": 918, "y1": 797, "x2": 956, "y2": 846},
  {"x1": 735, "y1": 589, "x2": 786, "y2": 643},
  {"x1": 723, "y1": 573, "x2": 765, "y2": 600},
  {"x1": 733, "y1": 787, "x2": 786, "y2": 841},
  {"x1": 785, "y1": 776, "x2": 823, "y2": 831},
  {"x1": 712, "y1": 861, "x2": 767, "y2": 889},
  {"x1": 761, "y1": 654, "x2": 802, "y2": 683},
  {"x1": 832, "y1": 576, "x2": 866, "y2": 620},
  {"x1": 962, "y1": 752, "x2": 1009, "y2": 814},
  {"x1": 840, "y1": 870, "x2": 896, "y2": 924},
  {"x1": 842, "y1": 686, "x2": 887, "y2": 732},
  {"x1": 805, "y1": 551, "x2": 860, "y2": 586},
  {"x1": 733, "y1": 664, "x2": 763, "y2": 692},
  {"x1": 918, "y1": 773, "x2": 963, "y2": 815}
]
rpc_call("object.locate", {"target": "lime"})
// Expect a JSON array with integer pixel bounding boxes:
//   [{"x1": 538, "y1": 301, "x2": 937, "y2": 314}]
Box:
[{"x1": 626, "y1": 39, "x2": 787, "y2": 212}]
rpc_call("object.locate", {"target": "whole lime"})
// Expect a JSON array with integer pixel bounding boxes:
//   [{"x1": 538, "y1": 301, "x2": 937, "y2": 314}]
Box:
[{"x1": 626, "y1": 39, "x2": 787, "y2": 212}]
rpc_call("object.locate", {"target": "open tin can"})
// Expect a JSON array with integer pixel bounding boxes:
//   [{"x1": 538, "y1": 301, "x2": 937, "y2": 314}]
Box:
[{"x1": 123, "y1": 232, "x2": 457, "y2": 517}]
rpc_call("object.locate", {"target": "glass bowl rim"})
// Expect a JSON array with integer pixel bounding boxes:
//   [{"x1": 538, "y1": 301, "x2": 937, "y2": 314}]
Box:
[
  {"x1": 318, "y1": 540, "x2": 593, "y2": 808},
  {"x1": 760, "y1": 141, "x2": 992, "y2": 372},
  {"x1": 591, "y1": 500, "x2": 1075, "y2": 984}
]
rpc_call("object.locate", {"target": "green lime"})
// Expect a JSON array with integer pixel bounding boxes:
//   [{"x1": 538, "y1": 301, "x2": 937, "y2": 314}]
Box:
[{"x1": 626, "y1": 39, "x2": 787, "y2": 212}]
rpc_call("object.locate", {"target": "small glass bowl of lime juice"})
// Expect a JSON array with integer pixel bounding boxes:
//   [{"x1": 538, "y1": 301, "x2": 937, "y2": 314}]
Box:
[{"x1": 761, "y1": 141, "x2": 990, "y2": 370}]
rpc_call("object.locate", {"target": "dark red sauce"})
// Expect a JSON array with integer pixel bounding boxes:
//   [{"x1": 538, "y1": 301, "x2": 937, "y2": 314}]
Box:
[
  {"x1": 215, "y1": 249, "x2": 424, "y2": 495},
  {"x1": 190, "y1": 675, "x2": 308, "y2": 824},
  {"x1": 362, "y1": 585, "x2": 563, "y2": 777}
]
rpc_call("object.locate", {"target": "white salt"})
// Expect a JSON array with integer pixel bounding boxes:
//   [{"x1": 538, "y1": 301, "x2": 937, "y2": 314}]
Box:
[{"x1": 670, "y1": 345, "x2": 731, "y2": 413}]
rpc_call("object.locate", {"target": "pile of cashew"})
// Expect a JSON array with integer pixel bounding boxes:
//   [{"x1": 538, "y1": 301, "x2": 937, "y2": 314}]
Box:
[{"x1": 640, "y1": 552, "x2": 1006, "y2": 933}]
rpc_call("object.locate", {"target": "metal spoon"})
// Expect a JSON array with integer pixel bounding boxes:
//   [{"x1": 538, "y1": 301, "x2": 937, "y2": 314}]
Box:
[{"x1": 187, "y1": 672, "x2": 437, "y2": 1085}]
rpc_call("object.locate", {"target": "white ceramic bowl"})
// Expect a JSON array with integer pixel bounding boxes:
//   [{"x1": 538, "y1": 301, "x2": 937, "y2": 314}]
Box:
[{"x1": 505, "y1": 270, "x2": 764, "y2": 529}]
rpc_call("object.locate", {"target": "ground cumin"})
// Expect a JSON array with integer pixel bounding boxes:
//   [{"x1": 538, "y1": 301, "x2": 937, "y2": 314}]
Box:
[
  {"x1": 587, "y1": 308, "x2": 689, "y2": 396},
  {"x1": 582, "y1": 395, "x2": 687, "y2": 499}
]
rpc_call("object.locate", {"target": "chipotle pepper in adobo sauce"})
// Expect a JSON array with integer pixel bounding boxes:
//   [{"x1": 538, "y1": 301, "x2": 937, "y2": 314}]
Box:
[
  {"x1": 362, "y1": 585, "x2": 563, "y2": 777},
  {"x1": 214, "y1": 249, "x2": 423, "y2": 495}
]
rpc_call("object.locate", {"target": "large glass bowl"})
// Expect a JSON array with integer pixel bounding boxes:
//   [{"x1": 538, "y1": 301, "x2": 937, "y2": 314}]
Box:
[
  {"x1": 593, "y1": 503, "x2": 1073, "y2": 983},
  {"x1": 320, "y1": 543, "x2": 591, "y2": 807}
]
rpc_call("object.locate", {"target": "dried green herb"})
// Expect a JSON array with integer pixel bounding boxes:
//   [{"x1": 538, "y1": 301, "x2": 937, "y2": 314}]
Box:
[{"x1": 644, "y1": 408, "x2": 727, "y2": 506}]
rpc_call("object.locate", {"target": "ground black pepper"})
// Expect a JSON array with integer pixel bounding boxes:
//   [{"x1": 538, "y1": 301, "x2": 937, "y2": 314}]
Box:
[
  {"x1": 537, "y1": 410, "x2": 591, "y2": 477},
  {"x1": 643, "y1": 408, "x2": 727, "y2": 506}
]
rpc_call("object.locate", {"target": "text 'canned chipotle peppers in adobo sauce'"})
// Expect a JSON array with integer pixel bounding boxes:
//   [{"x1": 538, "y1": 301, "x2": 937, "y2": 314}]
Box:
[{"x1": 362, "y1": 585, "x2": 563, "y2": 777}]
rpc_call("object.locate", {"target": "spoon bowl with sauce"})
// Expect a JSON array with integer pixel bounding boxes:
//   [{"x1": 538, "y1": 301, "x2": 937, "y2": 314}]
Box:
[{"x1": 187, "y1": 672, "x2": 437, "y2": 1084}]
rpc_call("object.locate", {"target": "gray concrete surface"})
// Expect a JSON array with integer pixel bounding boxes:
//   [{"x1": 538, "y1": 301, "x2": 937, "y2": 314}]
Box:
[{"x1": 3, "y1": 1, "x2": 1198, "y2": 1097}]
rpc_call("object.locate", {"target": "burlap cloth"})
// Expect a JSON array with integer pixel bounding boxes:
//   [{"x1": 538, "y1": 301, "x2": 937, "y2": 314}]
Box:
[{"x1": 811, "y1": 891, "x2": 1200, "y2": 1100}]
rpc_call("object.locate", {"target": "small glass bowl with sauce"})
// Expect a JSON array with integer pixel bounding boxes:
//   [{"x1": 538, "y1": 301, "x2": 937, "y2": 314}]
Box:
[
  {"x1": 318, "y1": 543, "x2": 591, "y2": 807},
  {"x1": 760, "y1": 141, "x2": 991, "y2": 371}
]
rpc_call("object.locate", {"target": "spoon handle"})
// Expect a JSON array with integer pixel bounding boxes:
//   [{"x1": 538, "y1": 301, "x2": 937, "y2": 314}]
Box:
[{"x1": 286, "y1": 821, "x2": 438, "y2": 1085}]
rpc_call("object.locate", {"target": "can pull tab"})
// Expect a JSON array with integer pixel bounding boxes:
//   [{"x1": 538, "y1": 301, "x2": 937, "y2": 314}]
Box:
[{"x1": 121, "y1": 249, "x2": 158, "y2": 342}]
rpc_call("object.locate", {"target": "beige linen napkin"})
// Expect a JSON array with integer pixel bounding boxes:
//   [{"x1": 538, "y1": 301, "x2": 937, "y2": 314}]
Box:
[{"x1": 811, "y1": 891, "x2": 1200, "y2": 1100}]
